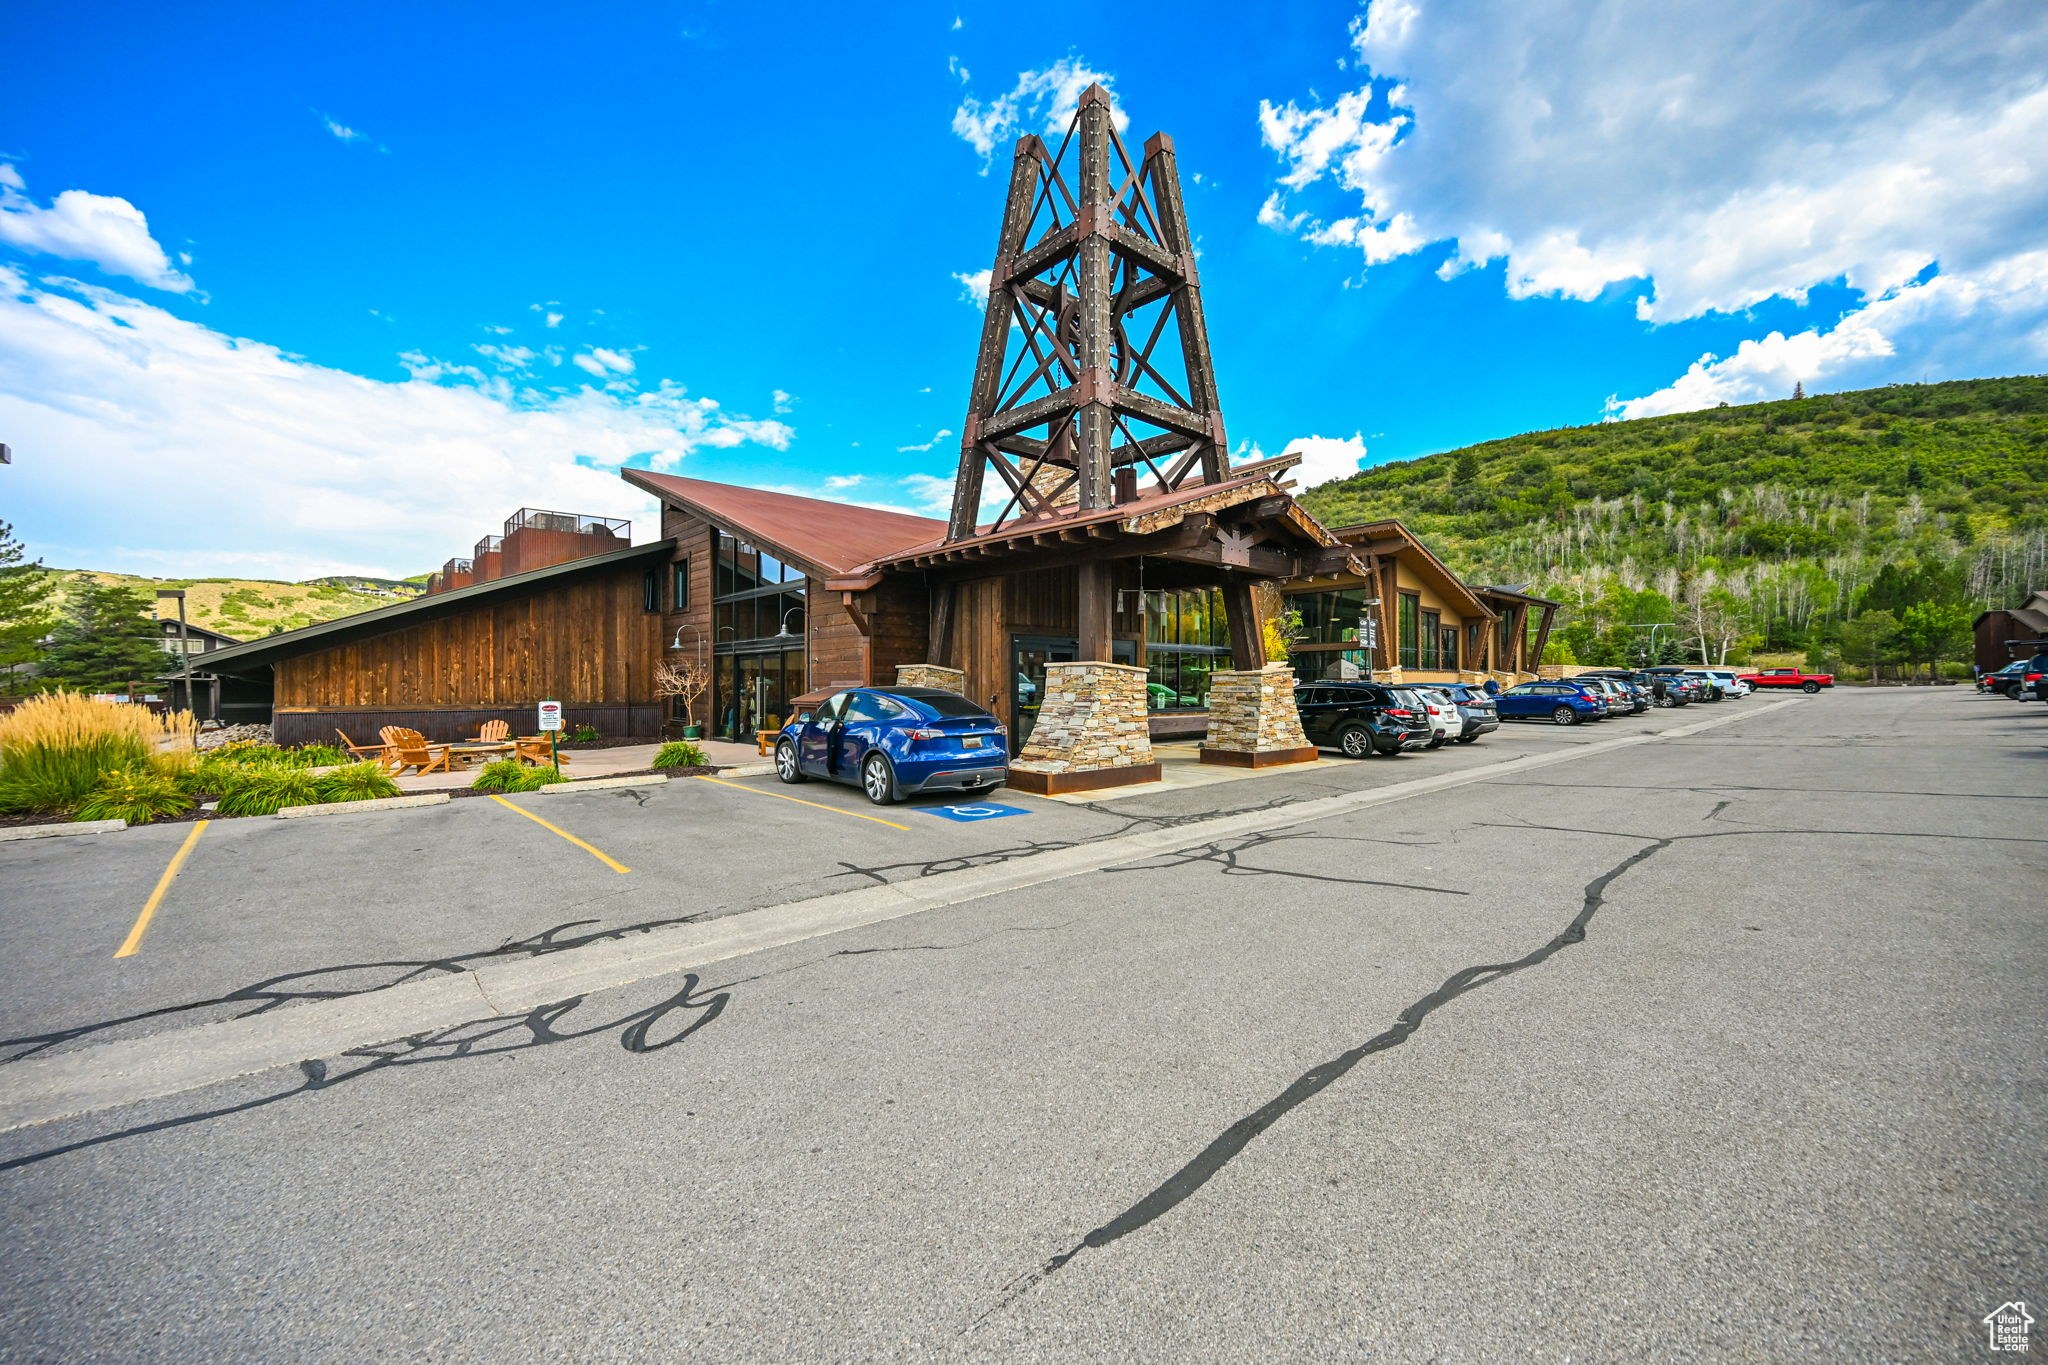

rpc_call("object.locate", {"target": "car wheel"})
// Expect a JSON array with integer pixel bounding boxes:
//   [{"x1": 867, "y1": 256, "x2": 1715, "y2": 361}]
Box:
[
  {"x1": 1652, "y1": 694, "x2": 1673, "y2": 708},
  {"x1": 861, "y1": 752, "x2": 898, "y2": 805},
  {"x1": 775, "y1": 739, "x2": 806, "y2": 784},
  {"x1": 1455, "y1": 733, "x2": 1480, "y2": 744},
  {"x1": 1801, "y1": 681, "x2": 1820, "y2": 693},
  {"x1": 1336, "y1": 724, "x2": 1374, "y2": 759},
  {"x1": 1426, "y1": 736, "x2": 1446, "y2": 749},
  {"x1": 1552, "y1": 705, "x2": 1579, "y2": 726}
]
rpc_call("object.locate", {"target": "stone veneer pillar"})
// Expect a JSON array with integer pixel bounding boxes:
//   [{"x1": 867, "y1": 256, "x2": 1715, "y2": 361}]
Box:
[
  {"x1": 1004, "y1": 661, "x2": 1160, "y2": 795},
  {"x1": 894, "y1": 663, "x2": 967, "y2": 693},
  {"x1": 1199, "y1": 663, "x2": 1318, "y2": 768}
]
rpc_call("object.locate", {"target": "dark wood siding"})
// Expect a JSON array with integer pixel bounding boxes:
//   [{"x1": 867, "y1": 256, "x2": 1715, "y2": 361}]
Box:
[{"x1": 271, "y1": 562, "x2": 662, "y2": 735}]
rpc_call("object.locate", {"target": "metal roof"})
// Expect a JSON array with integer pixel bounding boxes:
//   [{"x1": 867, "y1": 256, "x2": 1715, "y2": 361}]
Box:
[
  {"x1": 623, "y1": 469, "x2": 946, "y2": 576},
  {"x1": 196, "y1": 538, "x2": 675, "y2": 676}
]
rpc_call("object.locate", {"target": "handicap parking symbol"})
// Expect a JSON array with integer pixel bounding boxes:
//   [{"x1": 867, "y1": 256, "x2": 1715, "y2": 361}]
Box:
[{"x1": 920, "y1": 802, "x2": 1032, "y2": 823}]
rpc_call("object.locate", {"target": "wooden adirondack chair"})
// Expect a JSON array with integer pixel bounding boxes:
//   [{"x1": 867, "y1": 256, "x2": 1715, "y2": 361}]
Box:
[
  {"x1": 380, "y1": 726, "x2": 453, "y2": 775},
  {"x1": 513, "y1": 736, "x2": 571, "y2": 767},
  {"x1": 476, "y1": 719, "x2": 510, "y2": 742},
  {"x1": 335, "y1": 728, "x2": 395, "y2": 770}
]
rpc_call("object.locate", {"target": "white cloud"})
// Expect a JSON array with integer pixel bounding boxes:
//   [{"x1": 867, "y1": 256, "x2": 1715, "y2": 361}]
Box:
[
  {"x1": 1260, "y1": 0, "x2": 2048, "y2": 396},
  {"x1": 953, "y1": 267, "x2": 992, "y2": 307},
  {"x1": 951, "y1": 15, "x2": 963, "y2": 30},
  {"x1": 1615, "y1": 248, "x2": 2048, "y2": 417},
  {"x1": 474, "y1": 343, "x2": 535, "y2": 371},
  {"x1": 772, "y1": 388, "x2": 795, "y2": 414},
  {"x1": 951, "y1": 56, "x2": 1129, "y2": 169},
  {"x1": 0, "y1": 166, "x2": 193, "y2": 292},
  {"x1": 323, "y1": 117, "x2": 366, "y2": 144},
  {"x1": 545, "y1": 312, "x2": 563, "y2": 328},
  {"x1": 897, "y1": 428, "x2": 955, "y2": 452},
  {"x1": 1279, "y1": 433, "x2": 1370, "y2": 488},
  {"x1": 899, "y1": 473, "x2": 957, "y2": 515},
  {"x1": 572, "y1": 347, "x2": 635, "y2": 377},
  {"x1": 824, "y1": 474, "x2": 865, "y2": 489},
  {"x1": 948, "y1": 55, "x2": 971, "y2": 85},
  {"x1": 0, "y1": 266, "x2": 793, "y2": 579}
]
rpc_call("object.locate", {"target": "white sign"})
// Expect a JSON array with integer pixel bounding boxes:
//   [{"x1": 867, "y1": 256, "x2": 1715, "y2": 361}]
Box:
[{"x1": 537, "y1": 700, "x2": 563, "y2": 732}]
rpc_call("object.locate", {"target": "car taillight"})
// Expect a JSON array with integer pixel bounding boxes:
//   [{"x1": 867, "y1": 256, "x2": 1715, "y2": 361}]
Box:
[
  {"x1": 908, "y1": 728, "x2": 942, "y2": 741},
  {"x1": 1385, "y1": 708, "x2": 1413, "y2": 718},
  {"x1": 2028, "y1": 674, "x2": 2043, "y2": 682}
]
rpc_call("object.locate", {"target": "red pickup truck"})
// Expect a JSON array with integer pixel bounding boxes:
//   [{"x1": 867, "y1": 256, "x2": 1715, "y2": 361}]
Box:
[{"x1": 1737, "y1": 667, "x2": 1835, "y2": 693}]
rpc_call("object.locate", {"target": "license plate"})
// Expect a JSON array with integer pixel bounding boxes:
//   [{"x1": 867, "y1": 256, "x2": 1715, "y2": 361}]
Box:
[{"x1": 963, "y1": 736, "x2": 982, "y2": 748}]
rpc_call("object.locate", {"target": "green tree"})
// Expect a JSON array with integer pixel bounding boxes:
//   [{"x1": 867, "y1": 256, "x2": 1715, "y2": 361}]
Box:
[
  {"x1": 0, "y1": 521, "x2": 59, "y2": 674},
  {"x1": 1838, "y1": 610, "x2": 1901, "y2": 683},
  {"x1": 37, "y1": 582, "x2": 169, "y2": 692},
  {"x1": 1896, "y1": 601, "x2": 1972, "y2": 677},
  {"x1": 1452, "y1": 451, "x2": 1480, "y2": 485}
]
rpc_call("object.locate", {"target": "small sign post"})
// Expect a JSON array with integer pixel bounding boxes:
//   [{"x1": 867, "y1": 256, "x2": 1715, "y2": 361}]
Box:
[{"x1": 538, "y1": 698, "x2": 562, "y2": 769}]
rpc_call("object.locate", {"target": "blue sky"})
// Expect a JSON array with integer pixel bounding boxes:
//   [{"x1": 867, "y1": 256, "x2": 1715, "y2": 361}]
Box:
[{"x1": 4, "y1": 0, "x2": 2044, "y2": 578}]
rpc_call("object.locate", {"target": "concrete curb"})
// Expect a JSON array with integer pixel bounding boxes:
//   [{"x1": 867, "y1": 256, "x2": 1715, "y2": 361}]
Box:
[
  {"x1": 0, "y1": 818, "x2": 128, "y2": 842},
  {"x1": 537, "y1": 774, "x2": 670, "y2": 794},
  {"x1": 722, "y1": 761, "x2": 776, "y2": 778},
  {"x1": 275, "y1": 793, "x2": 452, "y2": 819},
  {"x1": 0, "y1": 698, "x2": 1797, "y2": 1133}
]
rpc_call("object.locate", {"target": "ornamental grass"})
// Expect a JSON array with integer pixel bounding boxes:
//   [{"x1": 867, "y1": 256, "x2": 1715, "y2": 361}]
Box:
[{"x1": 0, "y1": 691, "x2": 196, "y2": 815}]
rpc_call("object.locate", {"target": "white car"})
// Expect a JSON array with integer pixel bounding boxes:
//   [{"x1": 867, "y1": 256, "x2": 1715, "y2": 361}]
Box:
[
  {"x1": 1694, "y1": 668, "x2": 1752, "y2": 698},
  {"x1": 1406, "y1": 686, "x2": 1458, "y2": 749}
]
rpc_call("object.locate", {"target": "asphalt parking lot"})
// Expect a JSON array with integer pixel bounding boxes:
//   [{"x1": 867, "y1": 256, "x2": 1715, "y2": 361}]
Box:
[
  {"x1": 0, "y1": 700, "x2": 1721, "y2": 1059},
  {"x1": 1, "y1": 687, "x2": 2041, "y2": 1362}
]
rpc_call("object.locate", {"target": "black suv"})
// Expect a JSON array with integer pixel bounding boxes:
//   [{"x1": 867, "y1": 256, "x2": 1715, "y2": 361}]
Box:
[{"x1": 1294, "y1": 682, "x2": 1434, "y2": 758}]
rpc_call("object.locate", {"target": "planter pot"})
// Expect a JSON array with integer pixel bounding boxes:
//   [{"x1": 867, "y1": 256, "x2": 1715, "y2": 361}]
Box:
[{"x1": 682, "y1": 725, "x2": 705, "y2": 739}]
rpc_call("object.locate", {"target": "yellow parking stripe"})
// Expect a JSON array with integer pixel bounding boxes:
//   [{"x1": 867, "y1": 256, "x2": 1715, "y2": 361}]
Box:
[
  {"x1": 116, "y1": 820, "x2": 209, "y2": 958},
  {"x1": 692, "y1": 775, "x2": 911, "y2": 831},
  {"x1": 488, "y1": 795, "x2": 631, "y2": 873}
]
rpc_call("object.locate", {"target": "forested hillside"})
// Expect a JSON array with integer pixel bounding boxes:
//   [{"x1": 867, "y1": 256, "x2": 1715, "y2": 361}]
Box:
[
  {"x1": 52, "y1": 571, "x2": 419, "y2": 638},
  {"x1": 1300, "y1": 376, "x2": 2048, "y2": 673}
]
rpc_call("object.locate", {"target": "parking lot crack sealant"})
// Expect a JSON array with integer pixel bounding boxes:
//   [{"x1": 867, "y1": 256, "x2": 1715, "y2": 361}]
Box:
[{"x1": 970, "y1": 834, "x2": 1676, "y2": 1330}]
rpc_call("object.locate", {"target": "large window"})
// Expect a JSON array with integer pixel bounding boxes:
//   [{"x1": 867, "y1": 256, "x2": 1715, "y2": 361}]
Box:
[
  {"x1": 711, "y1": 531, "x2": 808, "y2": 741},
  {"x1": 1398, "y1": 594, "x2": 1420, "y2": 669},
  {"x1": 1420, "y1": 608, "x2": 1441, "y2": 669},
  {"x1": 672, "y1": 558, "x2": 689, "y2": 612},
  {"x1": 1143, "y1": 587, "x2": 1231, "y2": 711},
  {"x1": 712, "y1": 531, "x2": 805, "y2": 647},
  {"x1": 1292, "y1": 587, "x2": 1371, "y2": 645}
]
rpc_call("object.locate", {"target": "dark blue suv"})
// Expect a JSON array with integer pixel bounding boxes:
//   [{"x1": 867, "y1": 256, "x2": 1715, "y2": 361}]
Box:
[
  {"x1": 777, "y1": 687, "x2": 1009, "y2": 804},
  {"x1": 1495, "y1": 681, "x2": 1608, "y2": 726}
]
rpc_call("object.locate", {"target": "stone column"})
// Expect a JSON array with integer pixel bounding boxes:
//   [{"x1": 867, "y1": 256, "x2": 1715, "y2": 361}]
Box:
[
  {"x1": 1200, "y1": 662, "x2": 1318, "y2": 768},
  {"x1": 1004, "y1": 661, "x2": 1159, "y2": 795},
  {"x1": 895, "y1": 663, "x2": 967, "y2": 693}
]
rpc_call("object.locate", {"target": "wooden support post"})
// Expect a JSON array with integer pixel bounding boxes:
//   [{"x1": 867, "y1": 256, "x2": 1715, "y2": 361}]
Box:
[
  {"x1": 1529, "y1": 603, "x2": 1557, "y2": 674},
  {"x1": 1374, "y1": 554, "x2": 1398, "y2": 673},
  {"x1": 1074, "y1": 86, "x2": 1116, "y2": 512},
  {"x1": 1077, "y1": 560, "x2": 1112, "y2": 662},
  {"x1": 928, "y1": 581, "x2": 955, "y2": 667},
  {"x1": 1223, "y1": 579, "x2": 1266, "y2": 671}
]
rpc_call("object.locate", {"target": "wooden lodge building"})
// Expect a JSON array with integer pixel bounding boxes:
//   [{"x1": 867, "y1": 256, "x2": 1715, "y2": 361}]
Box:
[
  {"x1": 197, "y1": 474, "x2": 1556, "y2": 750},
  {"x1": 197, "y1": 87, "x2": 1557, "y2": 782}
]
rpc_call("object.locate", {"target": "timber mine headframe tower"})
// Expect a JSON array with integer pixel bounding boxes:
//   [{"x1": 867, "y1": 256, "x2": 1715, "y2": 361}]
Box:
[{"x1": 946, "y1": 83, "x2": 1228, "y2": 540}]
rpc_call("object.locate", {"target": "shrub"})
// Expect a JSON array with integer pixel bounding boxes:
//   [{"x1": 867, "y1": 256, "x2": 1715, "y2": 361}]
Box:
[
  {"x1": 317, "y1": 762, "x2": 400, "y2": 803},
  {"x1": 470, "y1": 758, "x2": 527, "y2": 792},
  {"x1": 183, "y1": 756, "x2": 245, "y2": 798},
  {"x1": 652, "y1": 740, "x2": 706, "y2": 769},
  {"x1": 74, "y1": 769, "x2": 194, "y2": 825},
  {"x1": 0, "y1": 691, "x2": 197, "y2": 814},
  {"x1": 569, "y1": 724, "x2": 601, "y2": 743},
  {"x1": 294, "y1": 743, "x2": 348, "y2": 768},
  {"x1": 215, "y1": 765, "x2": 326, "y2": 816},
  {"x1": 509, "y1": 764, "x2": 569, "y2": 792}
]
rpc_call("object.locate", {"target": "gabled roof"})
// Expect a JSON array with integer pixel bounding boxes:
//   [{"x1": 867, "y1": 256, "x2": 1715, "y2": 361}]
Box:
[
  {"x1": 623, "y1": 469, "x2": 945, "y2": 576},
  {"x1": 196, "y1": 539, "x2": 675, "y2": 676},
  {"x1": 1326, "y1": 517, "x2": 1498, "y2": 618},
  {"x1": 840, "y1": 470, "x2": 1341, "y2": 585},
  {"x1": 1976, "y1": 604, "x2": 2048, "y2": 632}
]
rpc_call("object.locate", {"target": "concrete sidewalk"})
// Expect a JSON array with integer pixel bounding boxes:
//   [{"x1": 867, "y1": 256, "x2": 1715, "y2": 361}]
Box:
[{"x1": 391, "y1": 736, "x2": 760, "y2": 790}]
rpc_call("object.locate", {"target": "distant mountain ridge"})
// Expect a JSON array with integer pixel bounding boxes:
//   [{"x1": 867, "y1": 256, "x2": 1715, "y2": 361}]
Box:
[
  {"x1": 53, "y1": 571, "x2": 424, "y2": 639},
  {"x1": 1296, "y1": 376, "x2": 2048, "y2": 663}
]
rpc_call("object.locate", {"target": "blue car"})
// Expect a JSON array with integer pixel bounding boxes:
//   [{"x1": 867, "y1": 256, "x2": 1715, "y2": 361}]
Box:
[
  {"x1": 1495, "y1": 680, "x2": 1608, "y2": 726},
  {"x1": 776, "y1": 686, "x2": 1009, "y2": 804}
]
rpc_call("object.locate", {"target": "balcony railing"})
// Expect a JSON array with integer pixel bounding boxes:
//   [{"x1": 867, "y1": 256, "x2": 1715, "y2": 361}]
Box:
[{"x1": 502, "y1": 508, "x2": 629, "y2": 537}]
